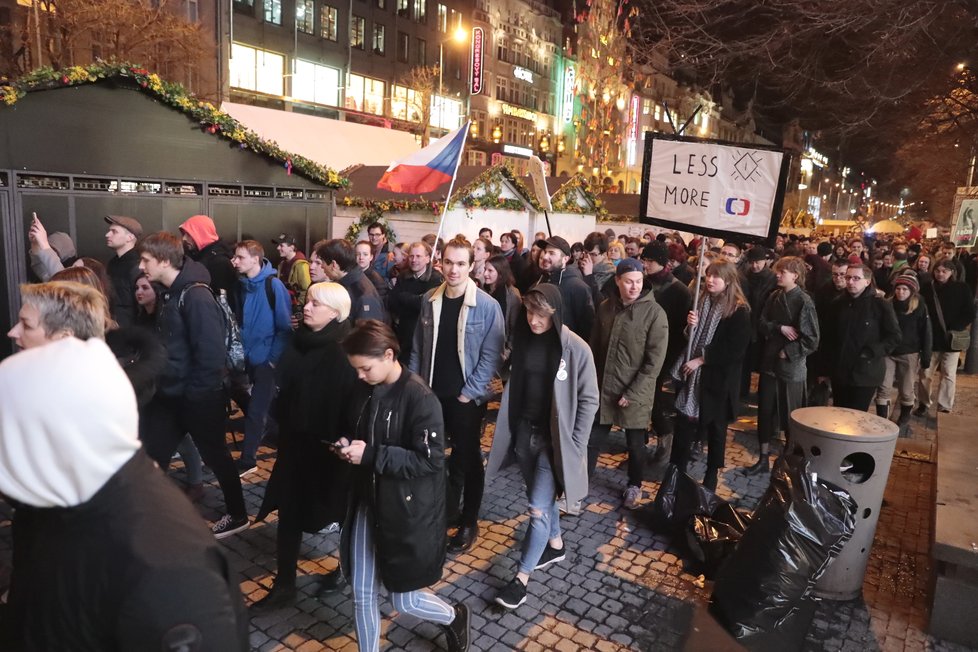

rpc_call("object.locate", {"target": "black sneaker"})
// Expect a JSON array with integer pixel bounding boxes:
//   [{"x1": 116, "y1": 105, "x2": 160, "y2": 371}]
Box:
[
  {"x1": 442, "y1": 602, "x2": 470, "y2": 652},
  {"x1": 494, "y1": 577, "x2": 527, "y2": 609},
  {"x1": 249, "y1": 586, "x2": 297, "y2": 614},
  {"x1": 534, "y1": 544, "x2": 566, "y2": 571},
  {"x1": 212, "y1": 514, "x2": 249, "y2": 539},
  {"x1": 236, "y1": 458, "x2": 258, "y2": 477}
]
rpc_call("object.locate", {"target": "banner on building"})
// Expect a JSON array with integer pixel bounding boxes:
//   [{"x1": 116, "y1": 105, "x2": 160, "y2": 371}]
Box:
[
  {"x1": 951, "y1": 198, "x2": 978, "y2": 248},
  {"x1": 639, "y1": 133, "x2": 790, "y2": 245},
  {"x1": 470, "y1": 28, "x2": 484, "y2": 96}
]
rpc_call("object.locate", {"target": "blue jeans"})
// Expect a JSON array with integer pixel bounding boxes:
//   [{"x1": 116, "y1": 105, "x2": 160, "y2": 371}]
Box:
[
  {"x1": 350, "y1": 504, "x2": 454, "y2": 652},
  {"x1": 240, "y1": 362, "x2": 278, "y2": 464},
  {"x1": 512, "y1": 420, "x2": 561, "y2": 576}
]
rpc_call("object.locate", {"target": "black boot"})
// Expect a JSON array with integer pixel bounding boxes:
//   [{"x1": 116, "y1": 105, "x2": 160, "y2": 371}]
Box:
[
  {"x1": 897, "y1": 404, "x2": 913, "y2": 437},
  {"x1": 703, "y1": 467, "x2": 718, "y2": 491},
  {"x1": 747, "y1": 453, "x2": 769, "y2": 475},
  {"x1": 314, "y1": 569, "x2": 347, "y2": 598},
  {"x1": 875, "y1": 403, "x2": 889, "y2": 419},
  {"x1": 443, "y1": 602, "x2": 471, "y2": 652},
  {"x1": 250, "y1": 584, "x2": 297, "y2": 614}
]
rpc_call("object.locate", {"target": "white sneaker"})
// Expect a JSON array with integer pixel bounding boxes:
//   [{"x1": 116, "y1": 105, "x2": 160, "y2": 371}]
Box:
[{"x1": 623, "y1": 485, "x2": 642, "y2": 510}]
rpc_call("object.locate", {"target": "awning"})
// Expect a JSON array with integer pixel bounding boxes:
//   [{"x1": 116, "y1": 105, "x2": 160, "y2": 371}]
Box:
[{"x1": 221, "y1": 102, "x2": 421, "y2": 171}]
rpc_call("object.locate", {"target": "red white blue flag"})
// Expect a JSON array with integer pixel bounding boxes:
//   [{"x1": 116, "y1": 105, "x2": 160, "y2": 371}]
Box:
[{"x1": 377, "y1": 122, "x2": 469, "y2": 194}]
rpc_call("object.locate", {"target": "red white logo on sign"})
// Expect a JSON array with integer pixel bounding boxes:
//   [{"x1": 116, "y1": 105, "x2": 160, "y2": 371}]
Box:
[{"x1": 470, "y1": 27, "x2": 484, "y2": 96}]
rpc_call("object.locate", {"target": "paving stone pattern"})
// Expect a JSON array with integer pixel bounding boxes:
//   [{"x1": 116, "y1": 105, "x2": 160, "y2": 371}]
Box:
[{"x1": 2, "y1": 377, "x2": 978, "y2": 651}]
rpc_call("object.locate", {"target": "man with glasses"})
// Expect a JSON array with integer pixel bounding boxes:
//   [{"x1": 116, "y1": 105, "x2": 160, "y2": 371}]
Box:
[
  {"x1": 819, "y1": 264, "x2": 901, "y2": 411},
  {"x1": 366, "y1": 221, "x2": 395, "y2": 280},
  {"x1": 579, "y1": 231, "x2": 616, "y2": 307}
]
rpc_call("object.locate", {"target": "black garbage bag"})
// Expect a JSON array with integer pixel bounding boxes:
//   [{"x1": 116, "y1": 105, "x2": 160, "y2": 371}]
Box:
[
  {"x1": 685, "y1": 503, "x2": 752, "y2": 579},
  {"x1": 645, "y1": 463, "x2": 724, "y2": 533},
  {"x1": 709, "y1": 454, "x2": 857, "y2": 647}
]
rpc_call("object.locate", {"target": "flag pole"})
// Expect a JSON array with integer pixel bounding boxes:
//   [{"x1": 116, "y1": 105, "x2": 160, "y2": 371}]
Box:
[{"x1": 434, "y1": 121, "x2": 471, "y2": 249}]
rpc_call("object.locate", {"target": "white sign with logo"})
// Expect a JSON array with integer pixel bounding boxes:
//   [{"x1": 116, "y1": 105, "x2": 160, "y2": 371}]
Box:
[
  {"x1": 640, "y1": 134, "x2": 789, "y2": 244},
  {"x1": 952, "y1": 198, "x2": 978, "y2": 248}
]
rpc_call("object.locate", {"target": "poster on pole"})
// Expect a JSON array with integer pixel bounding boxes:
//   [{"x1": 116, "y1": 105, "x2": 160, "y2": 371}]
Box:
[
  {"x1": 639, "y1": 133, "x2": 791, "y2": 245},
  {"x1": 528, "y1": 155, "x2": 552, "y2": 211},
  {"x1": 951, "y1": 198, "x2": 978, "y2": 248}
]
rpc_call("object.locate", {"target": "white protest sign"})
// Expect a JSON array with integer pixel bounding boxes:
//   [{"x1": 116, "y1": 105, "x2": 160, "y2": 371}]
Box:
[
  {"x1": 952, "y1": 199, "x2": 978, "y2": 248},
  {"x1": 641, "y1": 135, "x2": 788, "y2": 243}
]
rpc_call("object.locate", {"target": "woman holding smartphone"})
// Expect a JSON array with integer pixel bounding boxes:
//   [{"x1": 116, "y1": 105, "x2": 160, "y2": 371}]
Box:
[{"x1": 336, "y1": 320, "x2": 470, "y2": 652}]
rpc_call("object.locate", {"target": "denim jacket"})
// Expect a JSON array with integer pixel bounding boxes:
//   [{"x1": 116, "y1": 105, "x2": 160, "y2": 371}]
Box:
[{"x1": 409, "y1": 278, "x2": 504, "y2": 404}]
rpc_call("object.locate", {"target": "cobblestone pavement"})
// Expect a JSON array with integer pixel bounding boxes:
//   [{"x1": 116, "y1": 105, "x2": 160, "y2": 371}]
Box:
[{"x1": 2, "y1": 376, "x2": 977, "y2": 651}]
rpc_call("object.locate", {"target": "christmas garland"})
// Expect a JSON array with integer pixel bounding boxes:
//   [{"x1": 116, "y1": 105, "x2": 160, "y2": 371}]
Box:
[
  {"x1": 344, "y1": 207, "x2": 397, "y2": 244},
  {"x1": 1, "y1": 61, "x2": 349, "y2": 189},
  {"x1": 341, "y1": 196, "x2": 442, "y2": 215},
  {"x1": 448, "y1": 164, "x2": 542, "y2": 211},
  {"x1": 550, "y1": 173, "x2": 607, "y2": 216}
]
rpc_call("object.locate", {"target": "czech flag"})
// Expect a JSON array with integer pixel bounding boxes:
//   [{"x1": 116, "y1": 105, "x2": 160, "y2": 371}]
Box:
[{"x1": 377, "y1": 122, "x2": 469, "y2": 194}]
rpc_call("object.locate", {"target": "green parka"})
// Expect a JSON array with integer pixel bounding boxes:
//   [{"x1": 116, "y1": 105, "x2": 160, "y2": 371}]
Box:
[{"x1": 590, "y1": 290, "x2": 669, "y2": 429}]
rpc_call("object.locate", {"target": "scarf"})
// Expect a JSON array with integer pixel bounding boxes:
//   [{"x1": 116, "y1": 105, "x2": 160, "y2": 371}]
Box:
[{"x1": 671, "y1": 294, "x2": 724, "y2": 419}]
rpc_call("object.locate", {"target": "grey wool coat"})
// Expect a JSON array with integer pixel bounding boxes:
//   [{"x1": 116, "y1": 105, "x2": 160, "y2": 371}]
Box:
[{"x1": 486, "y1": 324, "x2": 599, "y2": 507}]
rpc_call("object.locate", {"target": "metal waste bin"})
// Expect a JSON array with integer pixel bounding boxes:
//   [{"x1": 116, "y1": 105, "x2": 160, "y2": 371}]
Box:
[{"x1": 788, "y1": 406, "x2": 899, "y2": 600}]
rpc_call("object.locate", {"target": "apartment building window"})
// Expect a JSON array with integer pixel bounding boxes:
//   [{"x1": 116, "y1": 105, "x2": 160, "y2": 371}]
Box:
[
  {"x1": 653, "y1": 104, "x2": 661, "y2": 121},
  {"x1": 320, "y1": 5, "x2": 337, "y2": 40},
  {"x1": 397, "y1": 32, "x2": 409, "y2": 63},
  {"x1": 351, "y1": 16, "x2": 365, "y2": 49},
  {"x1": 377, "y1": 0, "x2": 385, "y2": 8},
  {"x1": 449, "y1": 8, "x2": 461, "y2": 30},
  {"x1": 397, "y1": 0, "x2": 410, "y2": 18},
  {"x1": 296, "y1": 0, "x2": 314, "y2": 33},
  {"x1": 186, "y1": 0, "x2": 199, "y2": 22},
  {"x1": 642, "y1": 98, "x2": 651, "y2": 115},
  {"x1": 373, "y1": 24, "x2": 385, "y2": 55},
  {"x1": 495, "y1": 76, "x2": 506, "y2": 102},
  {"x1": 347, "y1": 74, "x2": 385, "y2": 115},
  {"x1": 414, "y1": 0, "x2": 426, "y2": 23},
  {"x1": 416, "y1": 37, "x2": 426, "y2": 65},
  {"x1": 264, "y1": 0, "x2": 282, "y2": 24},
  {"x1": 436, "y1": 3, "x2": 447, "y2": 31},
  {"x1": 230, "y1": 43, "x2": 284, "y2": 95},
  {"x1": 391, "y1": 84, "x2": 421, "y2": 122},
  {"x1": 293, "y1": 59, "x2": 341, "y2": 105}
]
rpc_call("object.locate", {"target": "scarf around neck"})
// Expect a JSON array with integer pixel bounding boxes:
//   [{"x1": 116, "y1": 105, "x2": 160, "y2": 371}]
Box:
[{"x1": 671, "y1": 294, "x2": 724, "y2": 419}]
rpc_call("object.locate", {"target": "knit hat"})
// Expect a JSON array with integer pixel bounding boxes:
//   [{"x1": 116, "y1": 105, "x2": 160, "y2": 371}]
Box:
[
  {"x1": 48, "y1": 232, "x2": 76, "y2": 262},
  {"x1": 616, "y1": 257, "x2": 644, "y2": 276},
  {"x1": 893, "y1": 272, "x2": 919, "y2": 294},
  {"x1": 746, "y1": 246, "x2": 770, "y2": 262},
  {"x1": 640, "y1": 241, "x2": 670, "y2": 266}
]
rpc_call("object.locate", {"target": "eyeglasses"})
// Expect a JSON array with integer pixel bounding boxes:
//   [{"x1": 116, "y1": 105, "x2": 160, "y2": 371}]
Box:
[{"x1": 368, "y1": 232, "x2": 383, "y2": 238}]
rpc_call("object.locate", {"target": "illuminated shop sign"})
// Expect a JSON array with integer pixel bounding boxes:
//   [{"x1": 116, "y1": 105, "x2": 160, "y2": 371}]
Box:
[
  {"x1": 503, "y1": 144, "x2": 533, "y2": 158},
  {"x1": 470, "y1": 27, "x2": 484, "y2": 95},
  {"x1": 514, "y1": 66, "x2": 533, "y2": 83},
  {"x1": 501, "y1": 103, "x2": 536, "y2": 121},
  {"x1": 562, "y1": 65, "x2": 575, "y2": 124}
]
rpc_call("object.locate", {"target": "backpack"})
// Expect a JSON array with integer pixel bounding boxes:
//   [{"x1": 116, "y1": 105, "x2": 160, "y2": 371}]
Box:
[{"x1": 178, "y1": 282, "x2": 246, "y2": 374}]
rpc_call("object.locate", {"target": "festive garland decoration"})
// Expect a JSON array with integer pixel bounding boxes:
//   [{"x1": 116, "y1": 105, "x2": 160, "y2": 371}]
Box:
[
  {"x1": 341, "y1": 196, "x2": 442, "y2": 215},
  {"x1": 0, "y1": 61, "x2": 349, "y2": 189},
  {"x1": 550, "y1": 173, "x2": 607, "y2": 216},
  {"x1": 448, "y1": 164, "x2": 542, "y2": 211},
  {"x1": 344, "y1": 207, "x2": 397, "y2": 244}
]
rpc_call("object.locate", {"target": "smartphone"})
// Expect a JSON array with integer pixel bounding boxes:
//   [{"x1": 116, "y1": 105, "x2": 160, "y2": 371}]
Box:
[{"x1": 327, "y1": 440, "x2": 344, "y2": 452}]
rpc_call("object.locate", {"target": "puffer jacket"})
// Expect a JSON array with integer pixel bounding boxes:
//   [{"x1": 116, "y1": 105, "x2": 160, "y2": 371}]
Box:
[
  {"x1": 339, "y1": 370, "x2": 447, "y2": 593},
  {"x1": 590, "y1": 290, "x2": 668, "y2": 428}
]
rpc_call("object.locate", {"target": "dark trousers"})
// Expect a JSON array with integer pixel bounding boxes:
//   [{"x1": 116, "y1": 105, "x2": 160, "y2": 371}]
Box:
[
  {"x1": 757, "y1": 373, "x2": 807, "y2": 445},
  {"x1": 831, "y1": 380, "x2": 876, "y2": 412},
  {"x1": 650, "y1": 375, "x2": 675, "y2": 437},
  {"x1": 740, "y1": 341, "x2": 758, "y2": 399},
  {"x1": 228, "y1": 363, "x2": 279, "y2": 464},
  {"x1": 440, "y1": 396, "x2": 487, "y2": 527},
  {"x1": 669, "y1": 414, "x2": 727, "y2": 474},
  {"x1": 587, "y1": 419, "x2": 648, "y2": 487},
  {"x1": 142, "y1": 391, "x2": 247, "y2": 519}
]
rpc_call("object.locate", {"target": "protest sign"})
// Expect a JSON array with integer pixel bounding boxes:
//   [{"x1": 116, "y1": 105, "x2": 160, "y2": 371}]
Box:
[{"x1": 640, "y1": 133, "x2": 790, "y2": 245}]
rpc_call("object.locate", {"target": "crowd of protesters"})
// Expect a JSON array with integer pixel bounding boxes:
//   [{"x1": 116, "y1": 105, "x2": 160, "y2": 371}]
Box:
[{"x1": 2, "y1": 213, "x2": 976, "y2": 650}]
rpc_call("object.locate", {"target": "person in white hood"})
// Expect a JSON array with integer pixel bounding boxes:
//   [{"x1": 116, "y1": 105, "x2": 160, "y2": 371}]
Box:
[{"x1": 0, "y1": 337, "x2": 248, "y2": 651}]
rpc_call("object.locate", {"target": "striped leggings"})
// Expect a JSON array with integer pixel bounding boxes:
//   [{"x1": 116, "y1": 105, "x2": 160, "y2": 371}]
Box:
[{"x1": 350, "y1": 503, "x2": 454, "y2": 652}]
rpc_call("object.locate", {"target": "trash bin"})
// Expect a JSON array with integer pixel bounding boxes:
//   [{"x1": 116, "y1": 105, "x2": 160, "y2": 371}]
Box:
[{"x1": 787, "y1": 406, "x2": 899, "y2": 600}]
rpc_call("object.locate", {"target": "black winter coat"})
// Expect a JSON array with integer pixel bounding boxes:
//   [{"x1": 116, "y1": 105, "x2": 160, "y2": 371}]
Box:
[
  {"x1": 257, "y1": 320, "x2": 357, "y2": 529},
  {"x1": 645, "y1": 270, "x2": 692, "y2": 374},
  {"x1": 106, "y1": 325, "x2": 167, "y2": 408},
  {"x1": 156, "y1": 260, "x2": 226, "y2": 397},
  {"x1": 190, "y1": 240, "x2": 238, "y2": 307},
  {"x1": 2, "y1": 452, "x2": 247, "y2": 651},
  {"x1": 340, "y1": 370, "x2": 447, "y2": 593},
  {"x1": 340, "y1": 267, "x2": 388, "y2": 323},
  {"x1": 890, "y1": 299, "x2": 932, "y2": 363},
  {"x1": 923, "y1": 279, "x2": 976, "y2": 352},
  {"x1": 744, "y1": 268, "x2": 777, "y2": 342},
  {"x1": 822, "y1": 289, "x2": 902, "y2": 386},
  {"x1": 106, "y1": 248, "x2": 142, "y2": 329},
  {"x1": 389, "y1": 268, "x2": 443, "y2": 361},
  {"x1": 694, "y1": 305, "x2": 751, "y2": 427}
]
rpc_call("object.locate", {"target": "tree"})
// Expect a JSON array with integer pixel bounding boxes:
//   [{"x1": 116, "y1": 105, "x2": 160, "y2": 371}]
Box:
[
  {"x1": 14, "y1": 0, "x2": 205, "y2": 79},
  {"x1": 400, "y1": 65, "x2": 439, "y2": 147}
]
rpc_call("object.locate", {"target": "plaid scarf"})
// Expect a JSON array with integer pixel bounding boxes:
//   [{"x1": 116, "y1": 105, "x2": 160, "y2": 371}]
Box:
[{"x1": 671, "y1": 294, "x2": 724, "y2": 419}]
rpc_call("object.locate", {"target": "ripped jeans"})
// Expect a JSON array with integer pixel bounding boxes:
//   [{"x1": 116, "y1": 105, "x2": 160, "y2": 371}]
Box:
[{"x1": 512, "y1": 419, "x2": 561, "y2": 576}]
